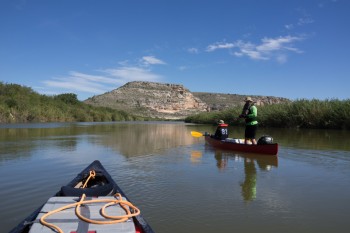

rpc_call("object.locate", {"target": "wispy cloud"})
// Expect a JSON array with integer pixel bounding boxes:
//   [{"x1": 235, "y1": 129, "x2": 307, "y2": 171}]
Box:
[
  {"x1": 284, "y1": 24, "x2": 294, "y2": 30},
  {"x1": 297, "y1": 17, "x2": 314, "y2": 26},
  {"x1": 40, "y1": 56, "x2": 165, "y2": 99},
  {"x1": 178, "y1": 66, "x2": 188, "y2": 71},
  {"x1": 43, "y1": 71, "x2": 117, "y2": 94},
  {"x1": 206, "y1": 42, "x2": 235, "y2": 52},
  {"x1": 103, "y1": 67, "x2": 162, "y2": 82},
  {"x1": 141, "y1": 56, "x2": 166, "y2": 66},
  {"x1": 257, "y1": 36, "x2": 303, "y2": 53},
  {"x1": 187, "y1": 47, "x2": 199, "y2": 54},
  {"x1": 318, "y1": 0, "x2": 338, "y2": 8},
  {"x1": 286, "y1": 8, "x2": 314, "y2": 30},
  {"x1": 206, "y1": 35, "x2": 304, "y2": 63},
  {"x1": 285, "y1": 16, "x2": 314, "y2": 29}
]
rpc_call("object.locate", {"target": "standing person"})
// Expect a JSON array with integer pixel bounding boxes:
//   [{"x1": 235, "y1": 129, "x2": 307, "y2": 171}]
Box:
[
  {"x1": 239, "y1": 97, "x2": 258, "y2": 145},
  {"x1": 212, "y1": 120, "x2": 229, "y2": 140}
]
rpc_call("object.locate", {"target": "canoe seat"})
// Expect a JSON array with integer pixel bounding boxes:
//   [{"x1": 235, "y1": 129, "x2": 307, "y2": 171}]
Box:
[{"x1": 60, "y1": 183, "x2": 114, "y2": 197}]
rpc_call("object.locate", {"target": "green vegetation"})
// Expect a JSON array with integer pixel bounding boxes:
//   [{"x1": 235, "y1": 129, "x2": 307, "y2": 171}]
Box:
[
  {"x1": 185, "y1": 99, "x2": 350, "y2": 130},
  {"x1": 0, "y1": 82, "x2": 141, "y2": 123},
  {"x1": 2, "y1": 82, "x2": 349, "y2": 129}
]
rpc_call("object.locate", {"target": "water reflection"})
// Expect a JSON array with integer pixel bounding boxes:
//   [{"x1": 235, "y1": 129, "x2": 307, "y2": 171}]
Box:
[
  {"x1": 214, "y1": 151, "x2": 228, "y2": 170},
  {"x1": 0, "y1": 122, "x2": 199, "y2": 162},
  {"x1": 212, "y1": 149, "x2": 278, "y2": 202},
  {"x1": 186, "y1": 124, "x2": 350, "y2": 152},
  {"x1": 97, "y1": 123, "x2": 199, "y2": 156},
  {"x1": 190, "y1": 150, "x2": 203, "y2": 164},
  {"x1": 241, "y1": 157, "x2": 257, "y2": 201},
  {"x1": 1, "y1": 122, "x2": 350, "y2": 233},
  {"x1": 262, "y1": 128, "x2": 350, "y2": 151}
]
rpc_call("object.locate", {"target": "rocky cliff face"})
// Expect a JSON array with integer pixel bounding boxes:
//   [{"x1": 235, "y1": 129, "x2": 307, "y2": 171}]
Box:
[
  {"x1": 84, "y1": 81, "x2": 290, "y2": 119},
  {"x1": 84, "y1": 81, "x2": 209, "y2": 119},
  {"x1": 193, "y1": 92, "x2": 290, "y2": 111}
]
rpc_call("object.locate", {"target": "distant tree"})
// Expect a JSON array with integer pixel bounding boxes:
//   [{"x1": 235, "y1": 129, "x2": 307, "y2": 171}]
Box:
[{"x1": 54, "y1": 93, "x2": 79, "y2": 105}]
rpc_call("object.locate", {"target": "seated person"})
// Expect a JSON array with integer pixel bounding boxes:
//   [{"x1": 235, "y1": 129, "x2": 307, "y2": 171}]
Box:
[{"x1": 212, "y1": 120, "x2": 229, "y2": 140}]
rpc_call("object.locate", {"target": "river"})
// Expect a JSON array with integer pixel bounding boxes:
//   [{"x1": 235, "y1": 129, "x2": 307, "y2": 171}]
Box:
[{"x1": 1, "y1": 121, "x2": 350, "y2": 233}]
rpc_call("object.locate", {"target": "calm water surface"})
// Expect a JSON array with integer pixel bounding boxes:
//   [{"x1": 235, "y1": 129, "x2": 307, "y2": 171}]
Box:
[{"x1": 1, "y1": 122, "x2": 350, "y2": 233}]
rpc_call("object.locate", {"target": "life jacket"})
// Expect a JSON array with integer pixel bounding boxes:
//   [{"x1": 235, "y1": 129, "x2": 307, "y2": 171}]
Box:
[
  {"x1": 245, "y1": 105, "x2": 257, "y2": 123},
  {"x1": 215, "y1": 124, "x2": 229, "y2": 140}
]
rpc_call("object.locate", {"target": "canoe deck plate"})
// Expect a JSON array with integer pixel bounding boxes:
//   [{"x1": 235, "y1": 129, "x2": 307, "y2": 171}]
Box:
[{"x1": 29, "y1": 196, "x2": 135, "y2": 233}]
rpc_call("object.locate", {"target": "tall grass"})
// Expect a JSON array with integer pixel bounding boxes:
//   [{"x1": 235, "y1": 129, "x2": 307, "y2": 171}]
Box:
[
  {"x1": 0, "y1": 82, "x2": 140, "y2": 123},
  {"x1": 185, "y1": 99, "x2": 350, "y2": 130}
]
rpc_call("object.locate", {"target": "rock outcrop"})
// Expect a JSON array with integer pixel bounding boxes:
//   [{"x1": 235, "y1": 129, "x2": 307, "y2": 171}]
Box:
[
  {"x1": 84, "y1": 81, "x2": 209, "y2": 119},
  {"x1": 84, "y1": 81, "x2": 290, "y2": 119}
]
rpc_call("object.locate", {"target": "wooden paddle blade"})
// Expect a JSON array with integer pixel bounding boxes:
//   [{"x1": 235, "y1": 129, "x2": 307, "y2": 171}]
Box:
[{"x1": 191, "y1": 131, "x2": 203, "y2": 138}]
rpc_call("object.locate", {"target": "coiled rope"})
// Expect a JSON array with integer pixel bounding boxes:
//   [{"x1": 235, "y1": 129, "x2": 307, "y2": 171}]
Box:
[{"x1": 39, "y1": 170, "x2": 140, "y2": 233}]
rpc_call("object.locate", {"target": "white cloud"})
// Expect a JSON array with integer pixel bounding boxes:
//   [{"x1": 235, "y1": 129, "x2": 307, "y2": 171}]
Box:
[
  {"x1": 257, "y1": 36, "x2": 303, "y2": 53},
  {"x1": 103, "y1": 67, "x2": 162, "y2": 82},
  {"x1": 232, "y1": 40, "x2": 269, "y2": 60},
  {"x1": 40, "y1": 57, "x2": 164, "y2": 99},
  {"x1": 206, "y1": 42, "x2": 235, "y2": 52},
  {"x1": 286, "y1": 9, "x2": 314, "y2": 29},
  {"x1": 68, "y1": 71, "x2": 119, "y2": 84},
  {"x1": 207, "y1": 35, "x2": 304, "y2": 63},
  {"x1": 43, "y1": 72, "x2": 119, "y2": 94},
  {"x1": 297, "y1": 17, "x2": 314, "y2": 26},
  {"x1": 141, "y1": 56, "x2": 166, "y2": 65},
  {"x1": 294, "y1": 8, "x2": 314, "y2": 26}
]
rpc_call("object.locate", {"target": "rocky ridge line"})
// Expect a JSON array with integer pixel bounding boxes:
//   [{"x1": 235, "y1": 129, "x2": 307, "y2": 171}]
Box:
[{"x1": 84, "y1": 81, "x2": 290, "y2": 119}]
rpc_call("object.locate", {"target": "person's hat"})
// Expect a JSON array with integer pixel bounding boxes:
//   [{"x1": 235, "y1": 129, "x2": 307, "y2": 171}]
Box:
[
  {"x1": 218, "y1": 120, "x2": 224, "y2": 124},
  {"x1": 245, "y1": 96, "x2": 253, "y2": 102}
]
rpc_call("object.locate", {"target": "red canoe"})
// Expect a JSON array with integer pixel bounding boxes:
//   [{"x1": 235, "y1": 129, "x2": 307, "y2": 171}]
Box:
[{"x1": 205, "y1": 136, "x2": 278, "y2": 155}]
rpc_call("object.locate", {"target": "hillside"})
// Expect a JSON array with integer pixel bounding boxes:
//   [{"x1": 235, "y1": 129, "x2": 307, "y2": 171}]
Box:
[
  {"x1": 84, "y1": 81, "x2": 290, "y2": 119},
  {"x1": 84, "y1": 81, "x2": 209, "y2": 120}
]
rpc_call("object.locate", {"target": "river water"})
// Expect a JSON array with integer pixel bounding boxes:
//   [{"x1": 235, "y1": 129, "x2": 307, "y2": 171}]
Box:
[{"x1": 1, "y1": 122, "x2": 350, "y2": 233}]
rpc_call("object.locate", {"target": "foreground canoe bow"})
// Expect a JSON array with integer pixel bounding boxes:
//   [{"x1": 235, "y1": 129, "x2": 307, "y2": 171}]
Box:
[
  {"x1": 9, "y1": 160, "x2": 154, "y2": 233},
  {"x1": 205, "y1": 136, "x2": 278, "y2": 155}
]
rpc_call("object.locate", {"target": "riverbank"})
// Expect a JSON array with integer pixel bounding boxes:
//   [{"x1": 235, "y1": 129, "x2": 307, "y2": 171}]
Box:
[
  {"x1": 2, "y1": 83, "x2": 349, "y2": 129},
  {"x1": 0, "y1": 83, "x2": 141, "y2": 123},
  {"x1": 185, "y1": 99, "x2": 350, "y2": 130}
]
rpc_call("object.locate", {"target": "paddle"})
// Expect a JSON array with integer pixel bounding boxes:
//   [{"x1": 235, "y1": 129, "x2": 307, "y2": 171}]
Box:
[{"x1": 191, "y1": 131, "x2": 204, "y2": 138}]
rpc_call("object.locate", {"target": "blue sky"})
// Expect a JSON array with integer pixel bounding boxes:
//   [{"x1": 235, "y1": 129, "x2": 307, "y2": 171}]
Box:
[{"x1": 1, "y1": 0, "x2": 349, "y2": 100}]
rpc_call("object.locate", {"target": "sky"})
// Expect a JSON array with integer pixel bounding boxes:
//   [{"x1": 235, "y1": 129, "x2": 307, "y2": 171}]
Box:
[{"x1": 1, "y1": 0, "x2": 349, "y2": 101}]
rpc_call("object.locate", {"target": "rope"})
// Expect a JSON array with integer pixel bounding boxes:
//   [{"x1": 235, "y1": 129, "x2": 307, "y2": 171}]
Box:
[
  {"x1": 82, "y1": 170, "x2": 96, "y2": 188},
  {"x1": 39, "y1": 170, "x2": 140, "y2": 233}
]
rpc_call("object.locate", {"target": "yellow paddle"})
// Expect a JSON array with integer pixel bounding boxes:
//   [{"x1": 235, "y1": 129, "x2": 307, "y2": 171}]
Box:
[{"x1": 191, "y1": 131, "x2": 204, "y2": 138}]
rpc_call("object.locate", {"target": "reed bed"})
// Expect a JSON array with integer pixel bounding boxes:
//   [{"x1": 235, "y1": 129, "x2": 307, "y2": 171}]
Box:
[{"x1": 185, "y1": 99, "x2": 350, "y2": 130}]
